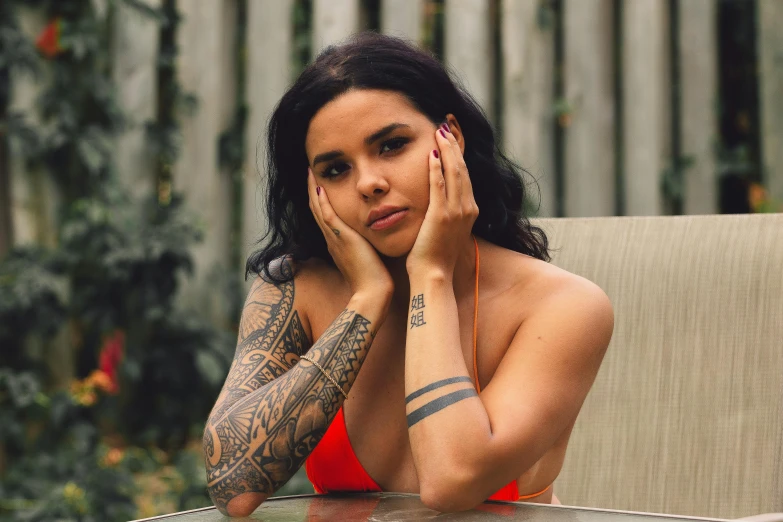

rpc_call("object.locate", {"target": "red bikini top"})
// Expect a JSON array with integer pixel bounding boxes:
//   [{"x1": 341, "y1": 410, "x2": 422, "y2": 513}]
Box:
[{"x1": 304, "y1": 236, "x2": 548, "y2": 502}]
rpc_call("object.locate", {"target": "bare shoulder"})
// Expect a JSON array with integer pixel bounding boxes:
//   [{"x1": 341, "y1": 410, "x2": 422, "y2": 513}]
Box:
[
  {"x1": 239, "y1": 256, "x2": 339, "y2": 341},
  {"x1": 487, "y1": 243, "x2": 614, "y2": 348},
  {"x1": 247, "y1": 256, "x2": 350, "y2": 339}
]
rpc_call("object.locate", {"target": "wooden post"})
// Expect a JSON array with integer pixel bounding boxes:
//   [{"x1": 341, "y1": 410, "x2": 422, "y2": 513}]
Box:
[
  {"x1": 8, "y1": 8, "x2": 73, "y2": 390},
  {"x1": 381, "y1": 0, "x2": 424, "y2": 44},
  {"x1": 622, "y1": 0, "x2": 669, "y2": 216},
  {"x1": 312, "y1": 0, "x2": 360, "y2": 55},
  {"x1": 8, "y1": 9, "x2": 59, "y2": 248},
  {"x1": 680, "y1": 0, "x2": 718, "y2": 215},
  {"x1": 501, "y1": 0, "x2": 556, "y2": 217},
  {"x1": 758, "y1": 0, "x2": 783, "y2": 204},
  {"x1": 112, "y1": 0, "x2": 161, "y2": 201},
  {"x1": 0, "y1": 107, "x2": 11, "y2": 257},
  {"x1": 174, "y1": 0, "x2": 235, "y2": 321},
  {"x1": 444, "y1": 0, "x2": 494, "y2": 122},
  {"x1": 242, "y1": 0, "x2": 294, "y2": 287},
  {"x1": 563, "y1": 0, "x2": 615, "y2": 217}
]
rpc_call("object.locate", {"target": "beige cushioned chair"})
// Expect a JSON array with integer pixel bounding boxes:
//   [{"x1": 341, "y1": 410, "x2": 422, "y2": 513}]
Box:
[{"x1": 531, "y1": 214, "x2": 783, "y2": 519}]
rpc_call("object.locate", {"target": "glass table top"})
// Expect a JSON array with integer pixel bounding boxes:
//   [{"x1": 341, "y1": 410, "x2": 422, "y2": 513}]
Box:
[{"x1": 130, "y1": 493, "x2": 729, "y2": 522}]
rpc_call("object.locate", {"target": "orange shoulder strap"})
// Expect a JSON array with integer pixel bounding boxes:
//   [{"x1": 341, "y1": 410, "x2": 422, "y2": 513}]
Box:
[{"x1": 471, "y1": 235, "x2": 481, "y2": 393}]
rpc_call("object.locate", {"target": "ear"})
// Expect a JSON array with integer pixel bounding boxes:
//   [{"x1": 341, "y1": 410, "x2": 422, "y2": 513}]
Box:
[{"x1": 444, "y1": 114, "x2": 465, "y2": 155}]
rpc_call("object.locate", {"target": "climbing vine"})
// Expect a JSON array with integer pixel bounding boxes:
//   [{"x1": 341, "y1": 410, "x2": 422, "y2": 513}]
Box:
[{"x1": 0, "y1": 1, "x2": 233, "y2": 519}]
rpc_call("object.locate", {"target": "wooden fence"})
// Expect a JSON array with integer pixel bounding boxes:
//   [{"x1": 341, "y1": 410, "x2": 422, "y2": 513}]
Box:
[{"x1": 5, "y1": 0, "x2": 783, "y2": 315}]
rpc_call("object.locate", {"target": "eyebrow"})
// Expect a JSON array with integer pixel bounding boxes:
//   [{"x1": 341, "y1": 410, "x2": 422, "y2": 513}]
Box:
[{"x1": 311, "y1": 123, "x2": 411, "y2": 167}]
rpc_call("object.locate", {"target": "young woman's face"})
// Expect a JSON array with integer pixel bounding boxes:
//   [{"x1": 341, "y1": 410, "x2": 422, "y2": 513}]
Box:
[{"x1": 305, "y1": 89, "x2": 463, "y2": 258}]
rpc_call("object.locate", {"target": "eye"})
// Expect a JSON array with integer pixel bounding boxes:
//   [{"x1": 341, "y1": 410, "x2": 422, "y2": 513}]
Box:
[
  {"x1": 321, "y1": 161, "x2": 350, "y2": 179},
  {"x1": 380, "y1": 137, "x2": 409, "y2": 154}
]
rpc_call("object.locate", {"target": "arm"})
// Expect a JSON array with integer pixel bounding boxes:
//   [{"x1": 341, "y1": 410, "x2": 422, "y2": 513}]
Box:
[
  {"x1": 204, "y1": 263, "x2": 391, "y2": 517},
  {"x1": 404, "y1": 273, "x2": 613, "y2": 512}
]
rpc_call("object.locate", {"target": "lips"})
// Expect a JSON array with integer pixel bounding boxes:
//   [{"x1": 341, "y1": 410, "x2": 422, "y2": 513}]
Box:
[
  {"x1": 366, "y1": 206, "x2": 407, "y2": 226},
  {"x1": 369, "y1": 209, "x2": 408, "y2": 231}
]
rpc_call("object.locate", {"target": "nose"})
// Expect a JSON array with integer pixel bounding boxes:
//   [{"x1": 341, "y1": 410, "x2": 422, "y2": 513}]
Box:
[{"x1": 355, "y1": 166, "x2": 390, "y2": 201}]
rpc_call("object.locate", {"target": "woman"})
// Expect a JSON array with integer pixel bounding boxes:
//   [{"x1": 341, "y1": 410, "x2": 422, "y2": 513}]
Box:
[{"x1": 203, "y1": 32, "x2": 613, "y2": 517}]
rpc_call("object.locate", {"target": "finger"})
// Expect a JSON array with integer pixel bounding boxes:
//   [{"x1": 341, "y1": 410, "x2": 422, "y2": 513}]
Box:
[
  {"x1": 437, "y1": 125, "x2": 462, "y2": 209},
  {"x1": 429, "y1": 148, "x2": 447, "y2": 206},
  {"x1": 449, "y1": 138, "x2": 476, "y2": 212},
  {"x1": 315, "y1": 183, "x2": 347, "y2": 238},
  {"x1": 307, "y1": 168, "x2": 330, "y2": 236},
  {"x1": 441, "y1": 125, "x2": 476, "y2": 214}
]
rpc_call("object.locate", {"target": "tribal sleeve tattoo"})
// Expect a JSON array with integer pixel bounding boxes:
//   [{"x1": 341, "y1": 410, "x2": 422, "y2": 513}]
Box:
[{"x1": 203, "y1": 260, "x2": 375, "y2": 514}]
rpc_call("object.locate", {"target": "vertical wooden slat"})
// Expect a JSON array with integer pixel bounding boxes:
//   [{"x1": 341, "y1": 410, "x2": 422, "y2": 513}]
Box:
[
  {"x1": 501, "y1": 0, "x2": 555, "y2": 217},
  {"x1": 8, "y1": 9, "x2": 59, "y2": 248},
  {"x1": 680, "y1": 0, "x2": 718, "y2": 215},
  {"x1": 175, "y1": 0, "x2": 234, "y2": 320},
  {"x1": 444, "y1": 0, "x2": 493, "y2": 120},
  {"x1": 0, "y1": 126, "x2": 10, "y2": 256},
  {"x1": 112, "y1": 0, "x2": 161, "y2": 201},
  {"x1": 563, "y1": 0, "x2": 615, "y2": 217},
  {"x1": 381, "y1": 0, "x2": 424, "y2": 44},
  {"x1": 242, "y1": 0, "x2": 293, "y2": 285},
  {"x1": 7, "y1": 8, "x2": 72, "y2": 388},
  {"x1": 622, "y1": 0, "x2": 668, "y2": 216},
  {"x1": 758, "y1": 0, "x2": 783, "y2": 203},
  {"x1": 312, "y1": 0, "x2": 360, "y2": 55}
]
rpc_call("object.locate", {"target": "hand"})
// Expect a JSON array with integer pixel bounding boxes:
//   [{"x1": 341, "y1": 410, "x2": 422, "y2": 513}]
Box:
[
  {"x1": 405, "y1": 124, "x2": 479, "y2": 277},
  {"x1": 307, "y1": 168, "x2": 394, "y2": 297}
]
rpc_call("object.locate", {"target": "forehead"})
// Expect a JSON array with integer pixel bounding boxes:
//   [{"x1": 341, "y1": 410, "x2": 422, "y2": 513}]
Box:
[{"x1": 306, "y1": 89, "x2": 428, "y2": 153}]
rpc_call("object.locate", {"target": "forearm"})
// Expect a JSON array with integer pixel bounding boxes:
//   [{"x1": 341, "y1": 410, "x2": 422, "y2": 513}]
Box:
[
  {"x1": 204, "y1": 291, "x2": 389, "y2": 516},
  {"x1": 404, "y1": 273, "x2": 493, "y2": 492}
]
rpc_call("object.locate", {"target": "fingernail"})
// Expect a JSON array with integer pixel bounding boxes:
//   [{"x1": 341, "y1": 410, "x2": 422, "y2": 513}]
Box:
[
  {"x1": 439, "y1": 129, "x2": 446, "y2": 138},
  {"x1": 316, "y1": 186, "x2": 321, "y2": 195},
  {"x1": 433, "y1": 149, "x2": 439, "y2": 159},
  {"x1": 441, "y1": 123, "x2": 449, "y2": 132}
]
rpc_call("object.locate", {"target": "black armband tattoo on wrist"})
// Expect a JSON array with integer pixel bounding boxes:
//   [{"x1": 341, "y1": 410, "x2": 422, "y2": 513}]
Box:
[
  {"x1": 406, "y1": 387, "x2": 478, "y2": 427},
  {"x1": 405, "y1": 376, "x2": 473, "y2": 404}
]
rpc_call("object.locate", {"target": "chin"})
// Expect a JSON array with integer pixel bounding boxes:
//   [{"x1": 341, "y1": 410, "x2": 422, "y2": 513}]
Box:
[{"x1": 368, "y1": 229, "x2": 418, "y2": 259}]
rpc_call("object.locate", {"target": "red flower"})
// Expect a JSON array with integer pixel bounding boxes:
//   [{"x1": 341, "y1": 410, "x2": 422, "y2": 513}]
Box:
[
  {"x1": 99, "y1": 330, "x2": 125, "y2": 394},
  {"x1": 36, "y1": 18, "x2": 64, "y2": 59}
]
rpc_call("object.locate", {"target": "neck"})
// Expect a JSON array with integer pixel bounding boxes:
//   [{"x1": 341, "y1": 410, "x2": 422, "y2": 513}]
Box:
[{"x1": 382, "y1": 235, "x2": 479, "y2": 314}]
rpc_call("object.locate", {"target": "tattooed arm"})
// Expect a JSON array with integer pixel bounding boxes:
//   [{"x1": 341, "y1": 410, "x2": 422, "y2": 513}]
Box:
[
  {"x1": 203, "y1": 259, "x2": 391, "y2": 517},
  {"x1": 403, "y1": 273, "x2": 484, "y2": 510},
  {"x1": 404, "y1": 272, "x2": 612, "y2": 513}
]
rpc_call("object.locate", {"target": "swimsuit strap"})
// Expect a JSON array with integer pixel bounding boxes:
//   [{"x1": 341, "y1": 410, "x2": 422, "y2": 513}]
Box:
[
  {"x1": 469, "y1": 236, "x2": 555, "y2": 502},
  {"x1": 471, "y1": 235, "x2": 481, "y2": 393}
]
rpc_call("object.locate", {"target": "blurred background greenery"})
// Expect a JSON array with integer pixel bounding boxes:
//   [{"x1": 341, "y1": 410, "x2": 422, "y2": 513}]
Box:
[{"x1": 0, "y1": 0, "x2": 780, "y2": 520}]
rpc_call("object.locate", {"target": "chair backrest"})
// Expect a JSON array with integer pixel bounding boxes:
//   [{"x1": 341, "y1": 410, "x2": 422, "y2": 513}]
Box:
[{"x1": 531, "y1": 214, "x2": 783, "y2": 519}]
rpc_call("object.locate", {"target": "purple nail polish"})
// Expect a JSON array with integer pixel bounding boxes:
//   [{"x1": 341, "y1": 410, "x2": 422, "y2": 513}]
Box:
[
  {"x1": 441, "y1": 123, "x2": 449, "y2": 132},
  {"x1": 316, "y1": 186, "x2": 321, "y2": 195},
  {"x1": 439, "y1": 129, "x2": 446, "y2": 138},
  {"x1": 433, "y1": 149, "x2": 439, "y2": 159}
]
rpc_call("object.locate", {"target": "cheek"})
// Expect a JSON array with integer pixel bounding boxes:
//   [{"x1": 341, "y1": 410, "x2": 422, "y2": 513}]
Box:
[
  {"x1": 327, "y1": 192, "x2": 354, "y2": 224},
  {"x1": 410, "y1": 152, "x2": 434, "y2": 203}
]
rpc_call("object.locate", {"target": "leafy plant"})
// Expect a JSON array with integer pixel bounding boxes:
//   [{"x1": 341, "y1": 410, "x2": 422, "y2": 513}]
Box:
[{"x1": 0, "y1": 1, "x2": 239, "y2": 519}]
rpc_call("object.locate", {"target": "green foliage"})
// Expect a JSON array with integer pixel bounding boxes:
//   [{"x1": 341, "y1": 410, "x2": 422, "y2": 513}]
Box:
[
  {"x1": 147, "y1": 0, "x2": 197, "y2": 201},
  {"x1": 0, "y1": 247, "x2": 66, "y2": 352},
  {"x1": 0, "y1": 194, "x2": 234, "y2": 519},
  {"x1": 0, "y1": 0, "x2": 238, "y2": 519},
  {"x1": 0, "y1": 380, "x2": 137, "y2": 522},
  {"x1": 661, "y1": 155, "x2": 696, "y2": 204}
]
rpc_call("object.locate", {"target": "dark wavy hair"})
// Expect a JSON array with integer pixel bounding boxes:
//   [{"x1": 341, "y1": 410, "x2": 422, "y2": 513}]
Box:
[{"x1": 246, "y1": 31, "x2": 550, "y2": 282}]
